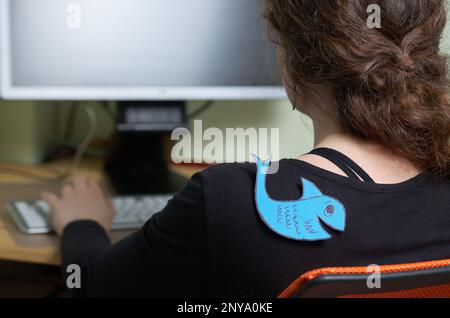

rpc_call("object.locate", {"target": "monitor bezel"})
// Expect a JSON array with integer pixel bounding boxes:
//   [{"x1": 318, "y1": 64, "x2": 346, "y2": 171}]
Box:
[{"x1": 0, "y1": 0, "x2": 287, "y2": 101}]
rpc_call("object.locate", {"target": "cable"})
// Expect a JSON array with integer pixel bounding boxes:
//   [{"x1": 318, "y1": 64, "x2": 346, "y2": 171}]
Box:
[
  {"x1": 61, "y1": 101, "x2": 78, "y2": 145},
  {"x1": 187, "y1": 101, "x2": 215, "y2": 119},
  {"x1": 70, "y1": 105, "x2": 98, "y2": 170},
  {"x1": 101, "y1": 101, "x2": 118, "y2": 122}
]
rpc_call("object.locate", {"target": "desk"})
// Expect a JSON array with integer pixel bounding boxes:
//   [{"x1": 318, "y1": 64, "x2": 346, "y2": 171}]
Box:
[{"x1": 0, "y1": 158, "x2": 203, "y2": 266}]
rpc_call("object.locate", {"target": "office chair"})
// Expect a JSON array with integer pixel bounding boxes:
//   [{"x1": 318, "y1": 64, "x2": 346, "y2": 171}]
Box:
[{"x1": 278, "y1": 259, "x2": 450, "y2": 298}]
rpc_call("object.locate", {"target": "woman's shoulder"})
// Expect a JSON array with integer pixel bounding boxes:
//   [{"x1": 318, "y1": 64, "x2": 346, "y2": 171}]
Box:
[
  {"x1": 198, "y1": 160, "x2": 304, "y2": 198},
  {"x1": 196, "y1": 158, "x2": 443, "y2": 196},
  {"x1": 202, "y1": 162, "x2": 257, "y2": 179},
  {"x1": 201, "y1": 159, "x2": 300, "y2": 178},
  {"x1": 198, "y1": 163, "x2": 258, "y2": 197}
]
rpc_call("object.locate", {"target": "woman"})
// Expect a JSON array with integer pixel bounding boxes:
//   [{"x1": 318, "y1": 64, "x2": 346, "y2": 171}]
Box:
[{"x1": 43, "y1": 0, "x2": 450, "y2": 297}]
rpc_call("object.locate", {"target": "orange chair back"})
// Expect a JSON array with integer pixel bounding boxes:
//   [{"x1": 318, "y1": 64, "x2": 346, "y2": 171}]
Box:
[{"x1": 279, "y1": 259, "x2": 450, "y2": 298}]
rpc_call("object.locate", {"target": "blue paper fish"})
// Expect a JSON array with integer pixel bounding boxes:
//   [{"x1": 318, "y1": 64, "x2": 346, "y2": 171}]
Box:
[{"x1": 254, "y1": 157, "x2": 346, "y2": 241}]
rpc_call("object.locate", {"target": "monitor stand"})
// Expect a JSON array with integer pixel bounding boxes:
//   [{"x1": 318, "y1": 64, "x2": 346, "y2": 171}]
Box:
[{"x1": 104, "y1": 101, "x2": 188, "y2": 195}]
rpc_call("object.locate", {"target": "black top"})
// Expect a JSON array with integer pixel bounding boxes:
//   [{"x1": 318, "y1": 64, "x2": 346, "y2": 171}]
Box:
[{"x1": 62, "y1": 149, "x2": 450, "y2": 297}]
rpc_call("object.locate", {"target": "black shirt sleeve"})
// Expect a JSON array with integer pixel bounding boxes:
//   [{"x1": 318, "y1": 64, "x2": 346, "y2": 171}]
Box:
[{"x1": 61, "y1": 172, "x2": 211, "y2": 297}]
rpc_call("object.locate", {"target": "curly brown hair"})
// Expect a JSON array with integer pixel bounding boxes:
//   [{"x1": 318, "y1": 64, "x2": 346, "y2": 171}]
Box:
[{"x1": 266, "y1": 0, "x2": 450, "y2": 177}]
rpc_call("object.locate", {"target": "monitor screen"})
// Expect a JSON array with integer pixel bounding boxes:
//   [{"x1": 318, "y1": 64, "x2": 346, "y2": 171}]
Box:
[{"x1": 0, "y1": 0, "x2": 285, "y2": 100}]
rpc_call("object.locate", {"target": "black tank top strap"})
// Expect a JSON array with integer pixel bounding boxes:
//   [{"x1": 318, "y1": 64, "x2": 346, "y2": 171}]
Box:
[{"x1": 308, "y1": 148, "x2": 375, "y2": 183}]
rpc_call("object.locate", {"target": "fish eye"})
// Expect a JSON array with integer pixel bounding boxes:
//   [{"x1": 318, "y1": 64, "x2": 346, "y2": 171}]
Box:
[{"x1": 324, "y1": 204, "x2": 335, "y2": 217}]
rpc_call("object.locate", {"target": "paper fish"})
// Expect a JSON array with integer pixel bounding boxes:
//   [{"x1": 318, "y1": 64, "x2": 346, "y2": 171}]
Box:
[{"x1": 254, "y1": 157, "x2": 346, "y2": 241}]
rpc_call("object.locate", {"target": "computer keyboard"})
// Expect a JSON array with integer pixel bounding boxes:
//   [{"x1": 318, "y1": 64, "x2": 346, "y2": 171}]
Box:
[{"x1": 7, "y1": 195, "x2": 173, "y2": 234}]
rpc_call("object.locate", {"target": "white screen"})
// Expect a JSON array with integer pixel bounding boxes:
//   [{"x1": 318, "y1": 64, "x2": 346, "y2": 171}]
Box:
[{"x1": 1, "y1": 0, "x2": 285, "y2": 100}]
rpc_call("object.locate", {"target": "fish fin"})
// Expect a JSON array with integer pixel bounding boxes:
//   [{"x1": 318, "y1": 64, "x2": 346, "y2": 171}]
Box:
[{"x1": 300, "y1": 178, "x2": 323, "y2": 199}]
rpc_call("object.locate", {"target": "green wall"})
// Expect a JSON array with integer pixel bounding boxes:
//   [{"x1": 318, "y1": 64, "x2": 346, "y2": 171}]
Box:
[
  {"x1": 184, "y1": 100, "x2": 313, "y2": 162},
  {"x1": 0, "y1": 101, "x2": 58, "y2": 164}
]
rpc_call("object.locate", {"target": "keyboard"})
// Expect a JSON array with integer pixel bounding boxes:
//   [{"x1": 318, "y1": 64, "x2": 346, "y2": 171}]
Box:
[{"x1": 7, "y1": 195, "x2": 173, "y2": 234}]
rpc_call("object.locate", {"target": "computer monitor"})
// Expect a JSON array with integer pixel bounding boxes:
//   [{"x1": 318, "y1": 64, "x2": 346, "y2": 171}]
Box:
[{"x1": 0, "y1": 0, "x2": 285, "y2": 101}]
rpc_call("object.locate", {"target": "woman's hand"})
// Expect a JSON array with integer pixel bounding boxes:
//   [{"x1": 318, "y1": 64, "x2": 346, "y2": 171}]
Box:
[{"x1": 41, "y1": 176, "x2": 115, "y2": 236}]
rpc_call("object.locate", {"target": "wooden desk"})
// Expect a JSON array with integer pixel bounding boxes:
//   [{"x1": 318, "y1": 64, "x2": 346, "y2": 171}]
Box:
[{"x1": 0, "y1": 158, "x2": 202, "y2": 266}]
